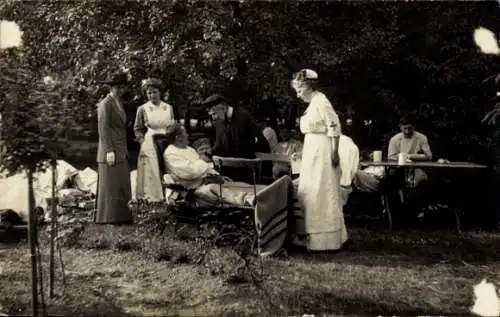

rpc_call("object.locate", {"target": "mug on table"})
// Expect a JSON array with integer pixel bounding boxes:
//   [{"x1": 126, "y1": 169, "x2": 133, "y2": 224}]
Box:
[
  {"x1": 398, "y1": 152, "x2": 411, "y2": 165},
  {"x1": 372, "y1": 150, "x2": 382, "y2": 162}
]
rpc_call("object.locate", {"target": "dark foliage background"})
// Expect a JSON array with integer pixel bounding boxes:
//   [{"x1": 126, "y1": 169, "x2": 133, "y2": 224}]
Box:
[{"x1": 1, "y1": 1, "x2": 499, "y2": 226}]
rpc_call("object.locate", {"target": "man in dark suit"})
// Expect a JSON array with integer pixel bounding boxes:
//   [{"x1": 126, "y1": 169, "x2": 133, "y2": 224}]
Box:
[
  {"x1": 95, "y1": 72, "x2": 133, "y2": 225},
  {"x1": 202, "y1": 94, "x2": 270, "y2": 182}
]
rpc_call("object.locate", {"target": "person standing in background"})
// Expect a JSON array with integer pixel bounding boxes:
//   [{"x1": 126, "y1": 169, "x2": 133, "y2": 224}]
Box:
[
  {"x1": 204, "y1": 94, "x2": 270, "y2": 158},
  {"x1": 95, "y1": 72, "x2": 133, "y2": 225},
  {"x1": 134, "y1": 78, "x2": 176, "y2": 202},
  {"x1": 202, "y1": 94, "x2": 270, "y2": 182}
]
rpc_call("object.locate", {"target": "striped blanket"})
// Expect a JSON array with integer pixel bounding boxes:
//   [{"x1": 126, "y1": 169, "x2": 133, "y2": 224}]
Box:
[
  {"x1": 291, "y1": 178, "x2": 305, "y2": 236},
  {"x1": 254, "y1": 175, "x2": 295, "y2": 257}
]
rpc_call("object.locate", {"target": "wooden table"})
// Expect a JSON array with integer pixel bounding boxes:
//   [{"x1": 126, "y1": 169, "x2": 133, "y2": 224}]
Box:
[
  {"x1": 254, "y1": 152, "x2": 296, "y2": 181},
  {"x1": 360, "y1": 160, "x2": 488, "y2": 231},
  {"x1": 360, "y1": 161, "x2": 488, "y2": 169},
  {"x1": 255, "y1": 152, "x2": 291, "y2": 164}
]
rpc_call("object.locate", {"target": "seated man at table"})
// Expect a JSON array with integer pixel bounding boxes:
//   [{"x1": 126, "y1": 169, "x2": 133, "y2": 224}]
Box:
[
  {"x1": 386, "y1": 113, "x2": 433, "y2": 220},
  {"x1": 388, "y1": 113, "x2": 433, "y2": 186},
  {"x1": 162, "y1": 124, "x2": 255, "y2": 207}
]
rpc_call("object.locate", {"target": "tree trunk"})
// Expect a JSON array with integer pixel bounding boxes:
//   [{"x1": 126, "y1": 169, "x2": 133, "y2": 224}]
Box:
[
  {"x1": 27, "y1": 168, "x2": 39, "y2": 317},
  {"x1": 49, "y1": 160, "x2": 57, "y2": 298}
]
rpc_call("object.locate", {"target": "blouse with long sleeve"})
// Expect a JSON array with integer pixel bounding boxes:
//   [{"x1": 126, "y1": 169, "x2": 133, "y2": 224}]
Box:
[{"x1": 300, "y1": 91, "x2": 341, "y2": 138}]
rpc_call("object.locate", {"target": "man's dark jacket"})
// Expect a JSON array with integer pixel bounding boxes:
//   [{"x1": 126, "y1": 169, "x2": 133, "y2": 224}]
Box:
[
  {"x1": 212, "y1": 107, "x2": 270, "y2": 158},
  {"x1": 211, "y1": 107, "x2": 271, "y2": 183}
]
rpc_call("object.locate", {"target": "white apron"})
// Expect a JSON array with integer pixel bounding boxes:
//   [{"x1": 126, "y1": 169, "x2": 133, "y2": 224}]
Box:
[{"x1": 136, "y1": 102, "x2": 174, "y2": 202}]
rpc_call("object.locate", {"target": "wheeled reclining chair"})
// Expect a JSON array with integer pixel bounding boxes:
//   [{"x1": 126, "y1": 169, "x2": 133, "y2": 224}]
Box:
[{"x1": 152, "y1": 134, "x2": 262, "y2": 233}]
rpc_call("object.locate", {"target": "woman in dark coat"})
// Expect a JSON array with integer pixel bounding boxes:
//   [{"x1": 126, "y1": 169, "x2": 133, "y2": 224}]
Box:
[{"x1": 95, "y1": 72, "x2": 133, "y2": 225}]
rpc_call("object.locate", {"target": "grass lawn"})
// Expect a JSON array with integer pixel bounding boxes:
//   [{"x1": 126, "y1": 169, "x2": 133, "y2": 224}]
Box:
[
  {"x1": 1, "y1": 142, "x2": 498, "y2": 316},
  {"x1": 1, "y1": 216, "x2": 499, "y2": 316}
]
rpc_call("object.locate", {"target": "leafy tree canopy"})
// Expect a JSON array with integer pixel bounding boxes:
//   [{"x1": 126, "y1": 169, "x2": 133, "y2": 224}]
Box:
[{"x1": 1, "y1": 0, "x2": 500, "y2": 175}]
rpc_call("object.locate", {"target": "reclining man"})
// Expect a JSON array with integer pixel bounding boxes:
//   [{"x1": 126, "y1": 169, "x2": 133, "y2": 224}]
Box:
[
  {"x1": 162, "y1": 123, "x2": 256, "y2": 207},
  {"x1": 164, "y1": 121, "x2": 360, "y2": 208}
]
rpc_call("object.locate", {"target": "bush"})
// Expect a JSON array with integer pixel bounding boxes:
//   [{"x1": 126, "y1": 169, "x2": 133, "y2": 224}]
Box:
[{"x1": 50, "y1": 200, "x2": 264, "y2": 286}]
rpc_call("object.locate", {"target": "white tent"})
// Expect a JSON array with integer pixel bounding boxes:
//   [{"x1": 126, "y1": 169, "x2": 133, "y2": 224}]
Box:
[
  {"x1": 0, "y1": 160, "x2": 98, "y2": 221},
  {"x1": 0, "y1": 160, "x2": 138, "y2": 221}
]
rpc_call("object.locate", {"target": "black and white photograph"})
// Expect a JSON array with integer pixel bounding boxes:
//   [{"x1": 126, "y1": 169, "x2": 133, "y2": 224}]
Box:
[{"x1": 0, "y1": 0, "x2": 500, "y2": 316}]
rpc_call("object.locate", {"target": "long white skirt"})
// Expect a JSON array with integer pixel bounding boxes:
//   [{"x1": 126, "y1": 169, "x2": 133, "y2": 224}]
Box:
[
  {"x1": 136, "y1": 132, "x2": 164, "y2": 202},
  {"x1": 297, "y1": 133, "x2": 348, "y2": 251}
]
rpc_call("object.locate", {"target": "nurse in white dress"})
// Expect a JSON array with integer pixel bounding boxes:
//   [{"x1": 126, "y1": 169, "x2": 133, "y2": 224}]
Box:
[
  {"x1": 291, "y1": 69, "x2": 348, "y2": 251},
  {"x1": 133, "y1": 78, "x2": 176, "y2": 202}
]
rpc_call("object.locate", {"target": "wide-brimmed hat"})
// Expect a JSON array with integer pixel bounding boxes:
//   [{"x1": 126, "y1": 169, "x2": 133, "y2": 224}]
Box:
[
  {"x1": 102, "y1": 72, "x2": 130, "y2": 86},
  {"x1": 201, "y1": 94, "x2": 227, "y2": 109}
]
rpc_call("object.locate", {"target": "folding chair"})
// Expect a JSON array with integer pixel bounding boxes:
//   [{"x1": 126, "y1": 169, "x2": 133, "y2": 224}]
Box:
[
  {"x1": 152, "y1": 134, "x2": 201, "y2": 232},
  {"x1": 210, "y1": 156, "x2": 264, "y2": 249},
  {"x1": 211, "y1": 156, "x2": 262, "y2": 211}
]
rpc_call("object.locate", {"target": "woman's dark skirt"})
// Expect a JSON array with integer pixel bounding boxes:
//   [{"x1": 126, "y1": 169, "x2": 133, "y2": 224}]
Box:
[{"x1": 95, "y1": 161, "x2": 133, "y2": 224}]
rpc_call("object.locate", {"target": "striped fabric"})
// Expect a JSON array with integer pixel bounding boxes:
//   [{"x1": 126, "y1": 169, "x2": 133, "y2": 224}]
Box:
[
  {"x1": 254, "y1": 175, "x2": 294, "y2": 256},
  {"x1": 290, "y1": 178, "x2": 305, "y2": 236}
]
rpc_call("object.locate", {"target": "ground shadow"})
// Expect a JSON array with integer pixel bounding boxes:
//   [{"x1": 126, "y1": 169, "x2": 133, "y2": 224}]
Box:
[
  {"x1": 2, "y1": 272, "x2": 134, "y2": 317},
  {"x1": 279, "y1": 286, "x2": 474, "y2": 316},
  {"x1": 214, "y1": 281, "x2": 475, "y2": 316},
  {"x1": 5, "y1": 298, "x2": 133, "y2": 317},
  {"x1": 286, "y1": 226, "x2": 500, "y2": 270}
]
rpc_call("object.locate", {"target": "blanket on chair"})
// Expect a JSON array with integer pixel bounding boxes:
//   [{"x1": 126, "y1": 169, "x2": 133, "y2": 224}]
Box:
[
  {"x1": 254, "y1": 175, "x2": 293, "y2": 257},
  {"x1": 194, "y1": 182, "x2": 265, "y2": 207},
  {"x1": 164, "y1": 174, "x2": 264, "y2": 207}
]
